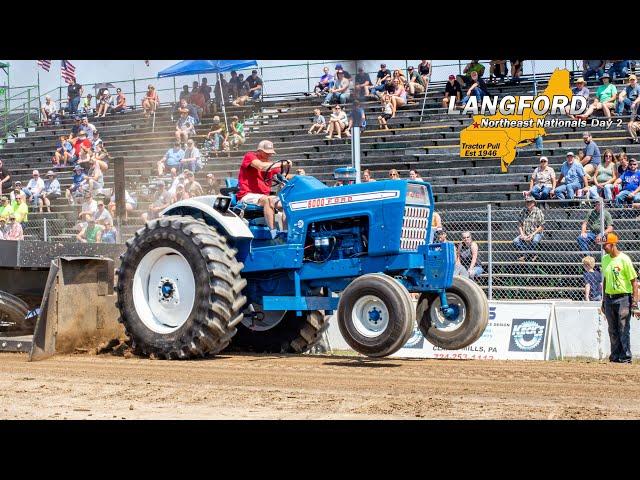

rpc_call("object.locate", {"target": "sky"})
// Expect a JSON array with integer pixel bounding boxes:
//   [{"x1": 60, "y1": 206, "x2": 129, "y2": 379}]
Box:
[{"x1": 0, "y1": 60, "x2": 575, "y2": 110}]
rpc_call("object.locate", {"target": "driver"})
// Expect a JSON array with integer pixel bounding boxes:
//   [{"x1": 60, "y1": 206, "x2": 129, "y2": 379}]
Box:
[{"x1": 237, "y1": 140, "x2": 292, "y2": 239}]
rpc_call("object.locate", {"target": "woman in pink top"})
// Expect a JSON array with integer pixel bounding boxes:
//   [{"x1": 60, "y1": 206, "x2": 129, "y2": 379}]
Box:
[
  {"x1": 389, "y1": 78, "x2": 407, "y2": 118},
  {"x1": 142, "y1": 85, "x2": 159, "y2": 118}
]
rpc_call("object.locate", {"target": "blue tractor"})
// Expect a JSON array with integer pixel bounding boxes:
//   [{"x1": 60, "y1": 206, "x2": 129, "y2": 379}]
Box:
[{"x1": 116, "y1": 162, "x2": 489, "y2": 359}]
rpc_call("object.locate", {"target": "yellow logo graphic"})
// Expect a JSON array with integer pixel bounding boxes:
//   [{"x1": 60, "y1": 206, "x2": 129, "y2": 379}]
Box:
[{"x1": 459, "y1": 69, "x2": 573, "y2": 172}]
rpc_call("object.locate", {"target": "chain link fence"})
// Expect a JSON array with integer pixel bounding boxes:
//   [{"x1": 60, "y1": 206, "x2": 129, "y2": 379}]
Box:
[{"x1": 439, "y1": 198, "x2": 640, "y2": 301}]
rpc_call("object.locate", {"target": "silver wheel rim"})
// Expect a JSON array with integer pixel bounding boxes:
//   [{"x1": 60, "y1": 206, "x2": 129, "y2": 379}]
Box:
[
  {"x1": 132, "y1": 247, "x2": 196, "y2": 334},
  {"x1": 352, "y1": 295, "x2": 389, "y2": 338},
  {"x1": 428, "y1": 292, "x2": 466, "y2": 332},
  {"x1": 241, "y1": 303, "x2": 287, "y2": 331}
]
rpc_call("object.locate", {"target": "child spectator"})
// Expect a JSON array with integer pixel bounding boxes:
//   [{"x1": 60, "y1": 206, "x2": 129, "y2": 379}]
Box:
[
  {"x1": 142, "y1": 85, "x2": 159, "y2": 119},
  {"x1": 40, "y1": 170, "x2": 61, "y2": 213},
  {"x1": 308, "y1": 108, "x2": 326, "y2": 134},
  {"x1": 228, "y1": 116, "x2": 245, "y2": 150},
  {"x1": 175, "y1": 109, "x2": 196, "y2": 144},
  {"x1": 100, "y1": 220, "x2": 118, "y2": 244},
  {"x1": 66, "y1": 165, "x2": 86, "y2": 204},
  {"x1": 582, "y1": 256, "x2": 603, "y2": 302},
  {"x1": 345, "y1": 100, "x2": 366, "y2": 137},
  {"x1": 204, "y1": 117, "x2": 228, "y2": 156},
  {"x1": 377, "y1": 93, "x2": 393, "y2": 130},
  {"x1": 52, "y1": 135, "x2": 73, "y2": 167}
]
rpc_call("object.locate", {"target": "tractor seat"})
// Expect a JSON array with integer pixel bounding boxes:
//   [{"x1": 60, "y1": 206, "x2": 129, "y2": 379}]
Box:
[{"x1": 223, "y1": 178, "x2": 264, "y2": 219}]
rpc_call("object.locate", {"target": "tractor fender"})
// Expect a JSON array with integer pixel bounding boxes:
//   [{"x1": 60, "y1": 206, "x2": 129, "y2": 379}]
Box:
[{"x1": 161, "y1": 196, "x2": 254, "y2": 240}]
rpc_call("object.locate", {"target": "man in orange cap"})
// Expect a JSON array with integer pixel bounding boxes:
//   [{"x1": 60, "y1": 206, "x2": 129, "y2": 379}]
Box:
[{"x1": 601, "y1": 232, "x2": 639, "y2": 363}]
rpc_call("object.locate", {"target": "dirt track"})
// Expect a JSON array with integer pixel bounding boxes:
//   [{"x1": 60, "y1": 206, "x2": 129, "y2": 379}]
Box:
[{"x1": 1, "y1": 352, "x2": 640, "y2": 419}]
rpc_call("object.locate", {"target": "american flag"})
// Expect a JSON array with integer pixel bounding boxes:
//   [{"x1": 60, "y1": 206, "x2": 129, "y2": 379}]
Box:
[
  {"x1": 61, "y1": 60, "x2": 76, "y2": 84},
  {"x1": 37, "y1": 60, "x2": 51, "y2": 72}
]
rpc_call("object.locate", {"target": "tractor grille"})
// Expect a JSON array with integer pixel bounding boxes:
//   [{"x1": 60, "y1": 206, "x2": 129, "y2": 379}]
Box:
[{"x1": 400, "y1": 206, "x2": 429, "y2": 250}]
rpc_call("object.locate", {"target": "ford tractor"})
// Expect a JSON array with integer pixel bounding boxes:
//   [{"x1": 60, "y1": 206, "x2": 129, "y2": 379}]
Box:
[{"x1": 116, "y1": 161, "x2": 489, "y2": 359}]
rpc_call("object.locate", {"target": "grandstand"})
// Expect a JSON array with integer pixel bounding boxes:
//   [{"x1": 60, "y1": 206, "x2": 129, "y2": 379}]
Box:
[{"x1": 1, "y1": 65, "x2": 639, "y2": 301}]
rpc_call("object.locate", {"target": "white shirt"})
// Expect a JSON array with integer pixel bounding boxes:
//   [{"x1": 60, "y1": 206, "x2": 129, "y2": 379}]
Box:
[
  {"x1": 43, "y1": 101, "x2": 57, "y2": 115},
  {"x1": 26, "y1": 177, "x2": 45, "y2": 192}
]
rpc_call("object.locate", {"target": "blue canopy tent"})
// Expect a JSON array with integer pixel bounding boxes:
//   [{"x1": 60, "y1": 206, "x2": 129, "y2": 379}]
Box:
[{"x1": 157, "y1": 60, "x2": 258, "y2": 133}]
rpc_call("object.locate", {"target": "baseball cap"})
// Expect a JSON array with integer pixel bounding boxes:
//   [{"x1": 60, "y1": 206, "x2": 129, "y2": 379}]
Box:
[
  {"x1": 540, "y1": 156, "x2": 549, "y2": 162},
  {"x1": 601, "y1": 73, "x2": 610, "y2": 80},
  {"x1": 335, "y1": 64, "x2": 343, "y2": 70},
  {"x1": 206, "y1": 173, "x2": 214, "y2": 178},
  {"x1": 46, "y1": 170, "x2": 55, "y2": 176},
  {"x1": 32, "y1": 169, "x2": 39, "y2": 176},
  {"x1": 251, "y1": 70, "x2": 257, "y2": 74},
  {"x1": 566, "y1": 151, "x2": 575, "y2": 157},
  {"x1": 448, "y1": 74, "x2": 456, "y2": 80},
  {"x1": 408, "y1": 66, "x2": 414, "y2": 70},
  {"x1": 74, "y1": 165, "x2": 83, "y2": 171},
  {"x1": 257, "y1": 140, "x2": 276, "y2": 155},
  {"x1": 380, "y1": 63, "x2": 386, "y2": 68},
  {"x1": 603, "y1": 232, "x2": 619, "y2": 245},
  {"x1": 524, "y1": 194, "x2": 536, "y2": 203},
  {"x1": 14, "y1": 180, "x2": 21, "y2": 185}
]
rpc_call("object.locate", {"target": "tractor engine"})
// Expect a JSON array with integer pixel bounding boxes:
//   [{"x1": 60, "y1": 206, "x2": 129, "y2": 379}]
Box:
[{"x1": 304, "y1": 217, "x2": 369, "y2": 263}]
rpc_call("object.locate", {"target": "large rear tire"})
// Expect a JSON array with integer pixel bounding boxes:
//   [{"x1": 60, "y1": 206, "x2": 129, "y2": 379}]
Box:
[
  {"x1": 116, "y1": 216, "x2": 247, "y2": 359},
  {"x1": 337, "y1": 274, "x2": 415, "y2": 358},
  {"x1": 0, "y1": 290, "x2": 31, "y2": 336},
  {"x1": 416, "y1": 276, "x2": 489, "y2": 350},
  {"x1": 230, "y1": 309, "x2": 328, "y2": 353}
]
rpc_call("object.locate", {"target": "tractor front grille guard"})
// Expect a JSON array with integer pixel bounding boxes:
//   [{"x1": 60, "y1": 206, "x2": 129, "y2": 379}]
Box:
[{"x1": 400, "y1": 206, "x2": 429, "y2": 251}]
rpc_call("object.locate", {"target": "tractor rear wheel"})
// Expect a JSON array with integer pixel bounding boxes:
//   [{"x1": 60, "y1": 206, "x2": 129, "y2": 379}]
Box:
[
  {"x1": 337, "y1": 274, "x2": 415, "y2": 358},
  {"x1": 416, "y1": 276, "x2": 489, "y2": 350},
  {"x1": 230, "y1": 309, "x2": 328, "y2": 354},
  {"x1": 116, "y1": 215, "x2": 247, "y2": 359},
  {"x1": 0, "y1": 290, "x2": 31, "y2": 336}
]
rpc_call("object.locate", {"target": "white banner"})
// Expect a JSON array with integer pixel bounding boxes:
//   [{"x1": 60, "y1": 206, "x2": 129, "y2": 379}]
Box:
[{"x1": 391, "y1": 301, "x2": 554, "y2": 360}]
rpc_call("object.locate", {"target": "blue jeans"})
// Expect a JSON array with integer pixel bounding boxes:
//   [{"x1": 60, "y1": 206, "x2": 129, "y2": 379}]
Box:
[
  {"x1": 513, "y1": 233, "x2": 543, "y2": 252},
  {"x1": 554, "y1": 181, "x2": 582, "y2": 199},
  {"x1": 250, "y1": 88, "x2": 262, "y2": 100},
  {"x1": 69, "y1": 96, "x2": 81, "y2": 114},
  {"x1": 604, "y1": 294, "x2": 632, "y2": 362},
  {"x1": 584, "y1": 67, "x2": 604, "y2": 81},
  {"x1": 531, "y1": 184, "x2": 552, "y2": 200},
  {"x1": 181, "y1": 160, "x2": 201, "y2": 173},
  {"x1": 370, "y1": 84, "x2": 387, "y2": 95},
  {"x1": 535, "y1": 135, "x2": 543, "y2": 150},
  {"x1": 577, "y1": 231, "x2": 598, "y2": 252},
  {"x1": 616, "y1": 97, "x2": 634, "y2": 115},
  {"x1": 461, "y1": 88, "x2": 485, "y2": 104},
  {"x1": 608, "y1": 61, "x2": 629, "y2": 80},
  {"x1": 22, "y1": 187, "x2": 40, "y2": 206},
  {"x1": 588, "y1": 184, "x2": 614, "y2": 200},
  {"x1": 614, "y1": 189, "x2": 640, "y2": 206},
  {"x1": 325, "y1": 91, "x2": 349, "y2": 104}
]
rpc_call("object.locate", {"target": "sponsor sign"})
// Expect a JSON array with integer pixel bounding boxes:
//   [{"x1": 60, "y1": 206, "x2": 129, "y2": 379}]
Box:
[{"x1": 392, "y1": 302, "x2": 553, "y2": 360}]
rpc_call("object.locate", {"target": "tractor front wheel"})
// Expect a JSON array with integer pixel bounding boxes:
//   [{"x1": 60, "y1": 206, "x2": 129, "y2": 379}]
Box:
[
  {"x1": 416, "y1": 276, "x2": 489, "y2": 350},
  {"x1": 0, "y1": 290, "x2": 31, "y2": 336},
  {"x1": 337, "y1": 274, "x2": 415, "y2": 358}
]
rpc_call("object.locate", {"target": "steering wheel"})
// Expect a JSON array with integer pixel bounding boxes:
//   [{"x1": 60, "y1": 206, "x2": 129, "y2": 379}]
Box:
[{"x1": 264, "y1": 160, "x2": 291, "y2": 187}]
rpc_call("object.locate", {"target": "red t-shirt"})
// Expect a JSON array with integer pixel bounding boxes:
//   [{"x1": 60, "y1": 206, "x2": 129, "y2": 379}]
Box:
[
  {"x1": 237, "y1": 151, "x2": 279, "y2": 200},
  {"x1": 73, "y1": 138, "x2": 92, "y2": 157}
]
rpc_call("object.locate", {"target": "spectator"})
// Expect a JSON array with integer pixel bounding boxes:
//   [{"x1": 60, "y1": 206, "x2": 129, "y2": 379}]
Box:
[
  {"x1": 345, "y1": 100, "x2": 366, "y2": 137},
  {"x1": 181, "y1": 139, "x2": 202, "y2": 173},
  {"x1": 246, "y1": 70, "x2": 263, "y2": 101},
  {"x1": 92, "y1": 130, "x2": 103, "y2": 151},
  {"x1": 78, "y1": 93, "x2": 94, "y2": 116},
  {"x1": 81, "y1": 117, "x2": 96, "y2": 140},
  {"x1": 389, "y1": 169, "x2": 400, "y2": 179},
  {"x1": 628, "y1": 108, "x2": 640, "y2": 144},
  {"x1": 418, "y1": 60, "x2": 431, "y2": 86},
  {"x1": 78, "y1": 190, "x2": 97, "y2": 220},
  {"x1": 362, "y1": 169, "x2": 375, "y2": 182},
  {"x1": 67, "y1": 78, "x2": 83, "y2": 115},
  {"x1": 580, "y1": 132, "x2": 602, "y2": 178},
  {"x1": 583, "y1": 60, "x2": 605, "y2": 81},
  {"x1": 435, "y1": 228, "x2": 448, "y2": 244},
  {"x1": 312, "y1": 66, "x2": 334, "y2": 97},
  {"x1": 552, "y1": 152, "x2": 585, "y2": 201},
  {"x1": 582, "y1": 256, "x2": 603, "y2": 302},
  {"x1": 175, "y1": 108, "x2": 196, "y2": 144},
  {"x1": 567, "y1": 77, "x2": 590, "y2": 118},
  {"x1": 588, "y1": 149, "x2": 617, "y2": 201},
  {"x1": 354, "y1": 67, "x2": 372, "y2": 99},
  {"x1": 377, "y1": 92, "x2": 393, "y2": 130},
  {"x1": 70, "y1": 117, "x2": 82, "y2": 140},
  {"x1": 370, "y1": 63, "x2": 392, "y2": 98},
  {"x1": 613, "y1": 157, "x2": 640, "y2": 206},
  {"x1": 100, "y1": 219, "x2": 117, "y2": 243},
  {"x1": 142, "y1": 85, "x2": 159, "y2": 119},
  {"x1": 323, "y1": 70, "x2": 350, "y2": 106},
  {"x1": 14, "y1": 193, "x2": 29, "y2": 224},
  {"x1": 40, "y1": 170, "x2": 61, "y2": 213},
  {"x1": 406, "y1": 66, "x2": 426, "y2": 97},
  {"x1": 205, "y1": 173, "x2": 217, "y2": 195},
  {"x1": 461, "y1": 71, "x2": 488, "y2": 104},
  {"x1": 388, "y1": 78, "x2": 407, "y2": 118},
  {"x1": 141, "y1": 181, "x2": 172, "y2": 222},
  {"x1": 513, "y1": 195, "x2": 544, "y2": 262},
  {"x1": 183, "y1": 169, "x2": 203, "y2": 197},
  {"x1": 325, "y1": 105, "x2": 348, "y2": 141},
  {"x1": 392, "y1": 69, "x2": 407, "y2": 88},
  {"x1": 23, "y1": 169, "x2": 45, "y2": 208},
  {"x1": 228, "y1": 71, "x2": 242, "y2": 99},
  {"x1": 172, "y1": 183, "x2": 188, "y2": 203},
  {"x1": 190, "y1": 80, "x2": 207, "y2": 115},
  {"x1": 616, "y1": 152, "x2": 629, "y2": 176},
  {"x1": 579, "y1": 74, "x2": 616, "y2": 120},
  {"x1": 464, "y1": 60, "x2": 486, "y2": 78},
  {"x1": 295, "y1": 169, "x2": 306, "y2": 176},
  {"x1": 93, "y1": 143, "x2": 110, "y2": 173},
  {"x1": 199, "y1": 77, "x2": 212, "y2": 105},
  {"x1": 65, "y1": 165, "x2": 86, "y2": 204},
  {"x1": 204, "y1": 117, "x2": 228, "y2": 156},
  {"x1": 457, "y1": 231, "x2": 483, "y2": 279},
  {"x1": 334, "y1": 63, "x2": 351, "y2": 80},
  {"x1": 9, "y1": 181, "x2": 22, "y2": 204},
  {"x1": 489, "y1": 60, "x2": 507, "y2": 84},
  {"x1": 108, "y1": 189, "x2": 136, "y2": 220},
  {"x1": 75, "y1": 132, "x2": 93, "y2": 168},
  {"x1": 0, "y1": 217, "x2": 4, "y2": 239},
  {"x1": 608, "y1": 60, "x2": 630, "y2": 81},
  {"x1": 231, "y1": 75, "x2": 250, "y2": 106},
  {"x1": 616, "y1": 74, "x2": 640, "y2": 116},
  {"x1": 0, "y1": 159, "x2": 11, "y2": 196},
  {"x1": 93, "y1": 199, "x2": 113, "y2": 226},
  {"x1": 113, "y1": 88, "x2": 127, "y2": 114},
  {"x1": 508, "y1": 59, "x2": 524, "y2": 84},
  {"x1": 577, "y1": 201, "x2": 613, "y2": 252},
  {"x1": 409, "y1": 170, "x2": 424, "y2": 182},
  {"x1": 158, "y1": 142, "x2": 185, "y2": 176},
  {"x1": 177, "y1": 98, "x2": 199, "y2": 125},
  {"x1": 229, "y1": 116, "x2": 245, "y2": 150},
  {"x1": 179, "y1": 85, "x2": 190, "y2": 102},
  {"x1": 442, "y1": 74, "x2": 463, "y2": 108},
  {"x1": 4, "y1": 214, "x2": 23, "y2": 240},
  {"x1": 40, "y1": 96, "x2": 59, "y2": 125},
  {"x1": 524, "y1": 156, "x2": 556, "y2": 202},
  {"x1": 432, "y1": 211, "x2": 442, "y2": 231},
  {"x1": 0, "y1": 196, "x2": 10, "y2": 221},
  {"x1": 77, "y1": 215, "x2": 103, "y2": 243},
  {"x1": 308, "y1": 108, "x2": 326, "y2": 135},
  {"x1": 96, "y1": 88, "x2": 111, "y2": 117}
]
